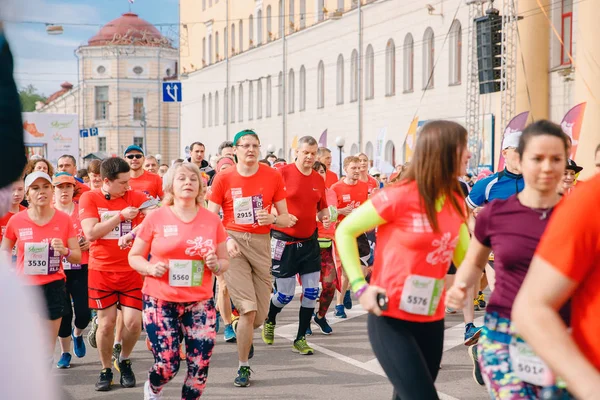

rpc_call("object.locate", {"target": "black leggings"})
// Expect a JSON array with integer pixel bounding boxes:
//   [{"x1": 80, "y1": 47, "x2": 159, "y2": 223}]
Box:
[
  {"x1": 58, "y1": 266, "x2": 91, "y2": 338},
  {"x1": 368, "y1": 314, "x2": 444, "y2": 400}
]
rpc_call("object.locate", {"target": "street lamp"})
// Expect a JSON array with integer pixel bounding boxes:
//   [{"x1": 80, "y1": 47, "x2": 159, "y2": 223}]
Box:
[
  {"x1": 266, "y1": 144, "x2": 276, "y2": 154},
  {"x1": 155, "y1": 154, "x2": 162, "y2": 163},
  {"x1": 335, "y1": 136, "x2": 345, "y2": 178}
]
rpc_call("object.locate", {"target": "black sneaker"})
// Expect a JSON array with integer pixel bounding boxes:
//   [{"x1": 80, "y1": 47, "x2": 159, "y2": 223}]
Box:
[
  {"x1": 118, "y1": 359, "x2": 136, "y2": 388},
  {"x1": 94, "y1": 368, "x2": 113, "y2": 392},
  {"x1": 234, "y1": 366, "x2": 252, "y2": 387}
]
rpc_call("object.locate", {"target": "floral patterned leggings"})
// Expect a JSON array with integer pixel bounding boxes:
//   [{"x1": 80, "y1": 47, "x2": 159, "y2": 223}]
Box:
[
  {"x1": 143, "y1": 295, "x2": 216, "y2": 400},
  {"x1": 317, "y1": 247, "x2": 337, "y2": 318}
]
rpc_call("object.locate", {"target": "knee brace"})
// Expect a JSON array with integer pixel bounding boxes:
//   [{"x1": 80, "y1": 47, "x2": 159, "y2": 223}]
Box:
[
  {"x1": 271, "y1": 277, "x2": 296, "y2": 308},
  {"x1": 301, "y1": 287, "x2": 319, "y2": 308}
]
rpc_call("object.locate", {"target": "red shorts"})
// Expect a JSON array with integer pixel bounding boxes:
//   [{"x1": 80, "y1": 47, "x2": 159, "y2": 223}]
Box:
[{"x1": 88, "y1": 269, "x2": 143, "y2": 310}]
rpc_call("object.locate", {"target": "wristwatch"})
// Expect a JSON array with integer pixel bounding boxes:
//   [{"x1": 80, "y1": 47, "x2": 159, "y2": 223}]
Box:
[{"x1": 273, "y1": 215, "x2": 277, "y2": 225}]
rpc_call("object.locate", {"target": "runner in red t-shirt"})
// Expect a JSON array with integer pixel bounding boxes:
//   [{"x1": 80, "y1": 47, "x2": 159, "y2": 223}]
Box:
[
  {"x1": 317, "y1": 147, "x2": 339, "y2": 188},
  {"x1": 79, "y1": 157, "x2": 155, "y2": 392},
  {"x1": 262, "y1": 137, "x2": 329, "y2": 355},
  {"x1": 124, "y1": 145, "x2": 164, "y2": 200},
  {"x1": 357, "y1": 152, "x2": 379, "y2": 195},
  {"x1": 331, "y1": 156, "x2": 370, "y2": 318},
  {"x1": 0, "y1": 180, "x2": 26, "y2": 259},
  {"x1": 2, "y1": 171, "x2": 81, "y2": 358},
  {"x1": 207, "y1": 130, "x2": 293, "y2": 387}
]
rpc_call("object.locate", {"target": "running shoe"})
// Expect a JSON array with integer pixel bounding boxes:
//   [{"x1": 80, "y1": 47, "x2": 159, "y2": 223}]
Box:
[
  {"x1": 262, "y1": 321, "x2": 275, "y2": 345},
  {"x1": 469, "y1": 345, "x2": 485, "y2": 386},
  {"x1": 306, "y1": 325, "x2": 313, "y2": 336},
  {"x1": 343, "y1": 290, "x2": 353, "y2": 310},
  {"x1": 248, "y1": 344, "x2": 254, "y2": 360},
  {"x1": 87, "y1": 315, "x2": 98, "y2": 349},
  {"x1": 224, "y1": 324, "x2": 237, "y2": 343},
  {"x1": 144, "y1": 380, "x2": 163, "y2": 399},
  {"x1": 56, "y1": 352, "x2": 72, "y2": 369},
  {"x1": 477, "y1": 293, "x2": 487, "y2": 309},
  {"x1": 118, "y1": 359, "x2": 136, "y2": 388},
  {"x1": 292, "y1": 337, "x2": 314, "y2": 355},
  {"x1": 445, "y1": 307, "x2": 457, "y2": 314},
  {"x1": 473, "y1": 299, "x2": 481, "y2": 312},
  {"x1": 216, "y1": 311, "x2": 221, "y2": 333},
  {"x1": 234, "y1": 366, "x2": 252, "y2": 387},
  {"x1": 334, "y1": 304, "x2": 347, "y2": 319},
  {"x1": 95, "y1": 368, "x2": 113, "y2": 392},
  {"x1": 72, "y1": 329, "x2": 86, "y2": 358},
  {"x1": 313, "y1": 315, "x2": 333, "y2": 335},
  {"x1": 464, "y1": 323, "x2": 482, "y2": 346},
  {"x1": 111, "y1": 343, "x2": 122, "y2": 363}
]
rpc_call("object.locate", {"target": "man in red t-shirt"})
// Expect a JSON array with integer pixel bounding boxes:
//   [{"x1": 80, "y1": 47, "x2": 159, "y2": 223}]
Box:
[
  {"x1": 262, "y1": 136, "x2": 329, "y2": 355},
  {"x1": 123, "y1": 145, "x2": 164, "y2": 200},
  {"x1": 79, "y1": 157, "x2": 152, "y2": 392},
  {"x1": 331, "y1": 156, "x2": 370, "y2": 318},
  {"x1": 57, "y1": 154, "x2": 90, "y2": 203},
  {"x1": 318, "y1": 147, "x2": 339, "y2": 188},
  {"x1": 207, "y1": 129, "x2": 294, "y2": 387}
]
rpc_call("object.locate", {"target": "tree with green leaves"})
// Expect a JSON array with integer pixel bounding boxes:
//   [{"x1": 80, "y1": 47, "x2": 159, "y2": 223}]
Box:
[{"x1": 19, "y1": 84, "x2": 46, "y2": 112}]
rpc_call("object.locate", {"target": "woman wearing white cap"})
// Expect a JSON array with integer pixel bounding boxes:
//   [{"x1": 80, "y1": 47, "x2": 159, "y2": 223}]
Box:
[{"x1": 1, "y1": 171, "x2": 81, "y2": 359}]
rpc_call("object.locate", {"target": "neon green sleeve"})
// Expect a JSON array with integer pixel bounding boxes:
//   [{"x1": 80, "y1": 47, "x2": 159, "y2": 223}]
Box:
[
  {"x1": 452, "y1": 222, "x2": 470, "y2": 267},
  {"x1": 335, "y1": 200, "x2": 387, "y2": 293}
]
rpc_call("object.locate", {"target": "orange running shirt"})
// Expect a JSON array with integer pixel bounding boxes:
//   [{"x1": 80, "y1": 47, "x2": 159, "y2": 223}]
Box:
[
  {"x1": 325, "y1": 170, "x2": 339, "y2": 189},
  {"x1": 5, "y1": 209, "x2": 76, "y2": 286},
  {"x1": 137, "y1": 206, "x2": 227, "y2": 303},
  {"x1": 535, "y1": 175, "x2": 600, "y2": 370},
  {"x1": 79, "y1": 189, "x2": 148, "y2": 272},
  {"x1": 370, "y1": 181, "x2": 465, "y2": 322},
  {"x1": 208, "y1": 164, "x2": 287, "y2": 234},
  {"x1": 129, "y1": 171, "x2": 164, "y2": 200},
  {"x1": 331, "y1": 179, "x2": 369, "y2": 222}
]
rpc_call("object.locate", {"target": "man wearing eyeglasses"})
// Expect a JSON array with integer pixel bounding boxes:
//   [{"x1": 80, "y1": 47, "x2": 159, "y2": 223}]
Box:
[
  {"x1": 123, "y1": 145, "x2": 163, "y2": 200},
  {"x1": 208, "y1": 130, "x2": 295, "y2": 388}
]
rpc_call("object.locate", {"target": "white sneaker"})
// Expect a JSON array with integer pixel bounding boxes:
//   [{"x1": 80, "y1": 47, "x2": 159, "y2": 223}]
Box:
[{"x1": 144, "y1": 381, "x2": 163, "y2": 400}]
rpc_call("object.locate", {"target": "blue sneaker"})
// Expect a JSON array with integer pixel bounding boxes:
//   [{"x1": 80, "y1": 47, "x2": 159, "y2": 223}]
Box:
[
  {"x1": 343, "y1": 290, "x2": 353, "y2": 310},
  {"x1": 313, "y1": 315, "x2": 333, "y2": 335},
  {"x1": 224, "y1": 324, "x2": 237, "y2": 343},
  {"x1": 72, "y1": 329, "x2": 86, "y2": 358},
  {"x1": 216, "y1": 311, "x2": 221, "y2": 333},
  {"x1": 464, "y1": 323, "x2": 482, "y2": 346},
  {"x1": 56, "y1": 352, "x2": 72, "y2": 369},
  {"x1": 334, "y1": 304, "x2": 347, "y2": 319}
]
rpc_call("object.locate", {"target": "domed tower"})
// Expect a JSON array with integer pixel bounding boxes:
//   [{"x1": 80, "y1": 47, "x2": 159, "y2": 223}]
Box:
[{"x1": 74, "y1": 12, "x2": 179, "y2": 163}]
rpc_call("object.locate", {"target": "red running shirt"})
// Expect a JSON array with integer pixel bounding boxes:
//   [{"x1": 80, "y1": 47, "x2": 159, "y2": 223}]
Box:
[
  {"x1": 129, "y1": 171, "x2": 164, "y2": 200},
  {"x1": 331, "y1": 180, "x2": 369, "y2": 222},
  {"x1": 325, "y1": 170, "x2": 339, "y2": 189}
]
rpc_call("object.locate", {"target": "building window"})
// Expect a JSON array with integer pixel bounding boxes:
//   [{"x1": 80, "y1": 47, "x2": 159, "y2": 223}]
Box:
[
  {"x1": 208, "y1": 34, "x2": 213, "y2": 64},
  {"x1": 230, "y1": 86, "x2": 236, "y2": 123},
  {"x1": 300, "y1": 0, "x2": 306, "y2": 28},
  {"x1": 224, "y1": 27, "x2": 227, "y2": 56},
  {"x1": 223, "y1": 88, "x2": 228, "y2": 125},
  {"x1": 202, "y1": 37, "x2": 206, "y2": 64},
  {"x1": 386, "y1": 39, "x2": 396, "y2": 96},
  {"x1": 278, "y1": 71, "x2": 283, "y2": 115},
  {"x1": 423, "y1": 27, "x2": 435, "y2": 89},
  {"x1": 208, "y1": 93, "x2": 213, "y2": 126},
  {"x1": 231, "y1": 24, "x2": 236, "y2": 54},
  {"x1": 215, "y1": 32, "x2": 220, "y2": 60},
  {"x1": 279, "y1": 0, "x2": 284, "y2": 38},
  {"x1": 350, "y1": 49, "x2": 358, "y2": 102},
  {"x1": 249, "y1": 81, "x2": 254, "y2": 120},
  {"x1": 266, "y1": 76, "x2": 272, "y2": 117},
  {"x1": 288, "y1": 69, "x2": 295, "y2": 113},
  {"x1": 336, "y1": 54, "x2": 344, "y2": 105},
  {"x1": 365, "y1": 44, "x2": 374, "y2": 100},
  {"x1": 385, "y1": 140, "x2": 396, "y2": 165},
  {"x1": 365, "y1": 141, "x2": 373, "y2": 160},
  {"x1": 449, "y1": 20, "x2": 462, "y2": 85},
  {"x1": 209, "y1": 0, "x2": 212, "y2": 6},
  {"x1": 134, "y1": 137, "x2": 144, "y2": 148},
  {"x1": 257, "y1": 79, "x2": 263, "y2": 119},
  {"x1": 98, "y1": 137, "x2": 106, "y2": 152},
  {"x1": 249, "y1": 15, "x2": 254, "y2": 47},
  {"x1": 267, "y1": 6, "x2": 272, "y2": 42},
  {"x1": 561, "y1": 0, "x2": 573, "y2": 65},
  {"x1": 403, "y1": 33, "x2": 414, "y2": 92},
  {"x1": 95, "y1": 86, "x2": 109, "y2": 120},
  {"x1": 318, "y1": 0, "x2": 325, "y2": 21},
  {"x1": 202, "y1": 94, "x2": 206, "y2": 128},
  {"x1": 257, "y1": 9, "x2": 263, "y2": 45},
  {"x1": 215, "y1": 91, "x2": 219, "y2": 125},
  {"x1": 133, "y1": 97, "x2": 144, "y2": 121},
  {"x1": 317, "y1": 60, "x2": 325, "y2": 109},
  {"x1": 202, "y1": 0, "x2": 206, "y2": 11},
  {"x1": 239, "y1": 20, "x2": 244, "y2": 52},
  {"x1": 238, "y1": 84, "x2": 244, "y2": 122},
  {"x1": 299, "y1": 65, "x2": 306, "y2": 111},
  {"x1": 337, "y1": 0, "x2": 344, "y2": 11},
  {"x1": 289, "y1": 0, "x2": 295, "y2": 31}
]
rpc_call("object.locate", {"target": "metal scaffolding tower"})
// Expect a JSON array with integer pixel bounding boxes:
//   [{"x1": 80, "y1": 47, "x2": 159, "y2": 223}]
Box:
[{"x1": 500, "y1": 0, "x2": 518, "y2": 136}]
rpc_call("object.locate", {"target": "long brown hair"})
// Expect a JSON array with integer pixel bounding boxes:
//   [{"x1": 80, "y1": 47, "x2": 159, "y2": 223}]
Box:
[{"x1": 401, "y1": 120, "x2": 467, "y2": 232}]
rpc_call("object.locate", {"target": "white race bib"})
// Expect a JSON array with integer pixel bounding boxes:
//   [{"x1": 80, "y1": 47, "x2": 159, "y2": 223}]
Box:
[
  {"x1": 24, "y1": 243, "x2": 60, "y2": 275},
  {"x1": 510, "y1": 339, "x2": 551, "y2": 386},
  {"x1": 400, "y1": 275, "x2": 444, "y2": 316},
  {"x1": 271, "y1": 238, "x2": 286, "y2": 261},
  {"x1": 168, "y1": 259, "x2": 205, "y2": 287},
  {"x1": 233, "y1": 194, "x2": 263, "y2": 225},
  {"x1": 62, "y1": 257, "x2": 82, "y2": 271},
  {"x1": 101, "y1": 211, "x2": 132, "y2": 240}
]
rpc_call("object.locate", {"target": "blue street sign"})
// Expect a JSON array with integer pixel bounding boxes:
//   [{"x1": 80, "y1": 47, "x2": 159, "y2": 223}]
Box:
[
  {"x1": 79, "y1": 129, "x2": 89, "y2": 138},
  {"x1": 162, "y1": 82, "x2": 182, "y2": 102},
  {"x1": 90, "y1": 127, "x2": 99, "y2": 137}
]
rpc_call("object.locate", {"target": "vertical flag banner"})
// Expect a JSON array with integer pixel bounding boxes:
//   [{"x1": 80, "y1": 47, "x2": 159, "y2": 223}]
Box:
[
  {"x1": 560, "y1": 102, "x2": 586, "y2": 160},
  {"x1": 403, "y1": 117, "x2": 419, "y2": 162},
  {"x1": 318, "y1": 129, "x2": 328, "y2": 148},
  {"x1": 291, "y1": 135, "x2": 298, "y2": 150},
  {"x1": 374, "y1": 127, "x2": 387, "y2": 171},
  {"x1": 497, "y1": 111, "x2": 529, "y2": 171}
]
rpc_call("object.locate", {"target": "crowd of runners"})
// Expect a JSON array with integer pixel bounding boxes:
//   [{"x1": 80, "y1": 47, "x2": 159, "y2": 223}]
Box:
[{"x1": 3, "y1": 121, "x2": 600, "y2": 400}]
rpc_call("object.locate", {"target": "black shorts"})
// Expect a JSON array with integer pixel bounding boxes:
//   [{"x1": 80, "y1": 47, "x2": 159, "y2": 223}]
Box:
[
  {"x1": 38, "y1": 279, "x2": 70, "y2": 321},
  {"x1": 271, "y1": 230, "x2": 321, "y2": 279},
  {"x1": 447, "y1": 263, "x2": 457, "y2": 275}
]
